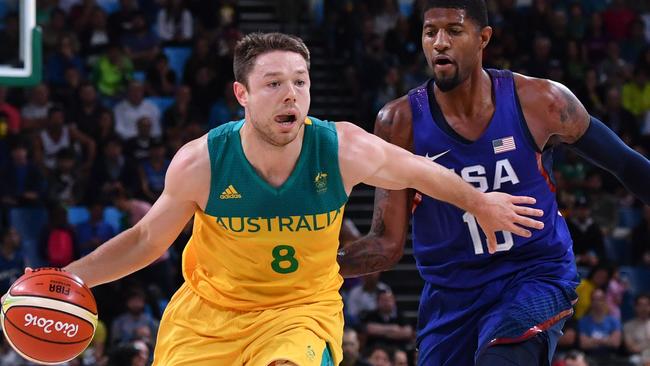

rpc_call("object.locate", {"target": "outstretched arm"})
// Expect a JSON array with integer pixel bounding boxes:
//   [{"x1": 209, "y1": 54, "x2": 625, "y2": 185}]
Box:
[
  {"x1": 516, "y1": 75, "x2": 650, "y2": 204},
  {"x1": 337, "y1": 100, "x2": 544, "y2": 276},
  {"x1": 64, "y1": 137, "x2": 209, "y2": 287}
]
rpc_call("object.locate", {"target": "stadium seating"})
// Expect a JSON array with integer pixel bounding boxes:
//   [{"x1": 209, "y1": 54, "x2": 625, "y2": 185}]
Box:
[
  {"x1": 146, "y1": 96, "x2": 175, "y2": 114},
  {"x1": 162, "y1": 47, "x2": 192, "y2": 84}
]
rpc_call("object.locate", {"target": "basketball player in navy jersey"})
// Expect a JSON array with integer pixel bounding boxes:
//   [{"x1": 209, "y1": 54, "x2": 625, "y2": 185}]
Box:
[{"x1": 338, "y1": 1, "x2": 650, "y2": 365}]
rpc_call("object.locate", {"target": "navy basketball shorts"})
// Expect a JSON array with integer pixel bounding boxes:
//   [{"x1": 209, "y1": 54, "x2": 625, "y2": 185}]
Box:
[{"x1": 416, "y1": 272, "x2": 577, "y2": 366}]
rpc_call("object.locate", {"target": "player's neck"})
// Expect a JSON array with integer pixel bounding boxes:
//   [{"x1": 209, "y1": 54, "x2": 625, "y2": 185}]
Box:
[
  {"x1": 240, "y1": 121, "x2": 305, "y2": 187},
  {"x1": 434, "y1": 68, "x2": 493, "y2": 119}
]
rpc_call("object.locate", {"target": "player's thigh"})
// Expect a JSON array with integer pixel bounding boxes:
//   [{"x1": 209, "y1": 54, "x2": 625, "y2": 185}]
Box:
[
  {"x1": 152, "y1": 284, "x2": 243, "y2": 365},
  {"x1": 247, "y1": 327, "x2": 335, "y2": 366}
]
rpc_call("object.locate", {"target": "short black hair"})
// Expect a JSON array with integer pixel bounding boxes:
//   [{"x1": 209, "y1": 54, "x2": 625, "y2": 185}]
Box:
[{"x1": 423, "y1": 0, "x2": 488, "y2": 28}]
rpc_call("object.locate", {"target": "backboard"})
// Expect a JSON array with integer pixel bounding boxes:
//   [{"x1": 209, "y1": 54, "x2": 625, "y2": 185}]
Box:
[{"x1": 0, "y1": 0, "x2": 41, "y2": 86}]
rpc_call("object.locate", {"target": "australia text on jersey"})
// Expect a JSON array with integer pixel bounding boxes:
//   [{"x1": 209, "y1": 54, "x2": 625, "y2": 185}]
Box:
[{"x1": 213, "y1": 206, "x2": 343, "y2": 233}]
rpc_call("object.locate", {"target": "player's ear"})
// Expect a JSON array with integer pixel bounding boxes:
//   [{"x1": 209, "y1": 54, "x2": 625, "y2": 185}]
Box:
[
  {"x1": 479, "y1": 26, "x2": 492, "y2": 50},
  {"x1": 233, "y1": 81, "x2": 248, "y2": 107}
]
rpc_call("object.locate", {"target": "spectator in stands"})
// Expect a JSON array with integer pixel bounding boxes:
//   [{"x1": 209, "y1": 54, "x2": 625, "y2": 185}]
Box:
[
  {"x1": 110, "y1": 288, "x2": 159, "y2": 346},
  {"x1": 0, "y1": 87, "x2": 21, "y2": 136},
  {"x1": 121, "y1": 11, "x2": 160, "y2": 71},
  {"x1": 113, "y1": 81, "x2": 162, "y2": 140},
  {"x1": 208, "y1": 82, "x2": 244, "y2": 128},
  {"x1": 341, "y1": 327, "x2": 371, "y2": 366},
  {"x1": 602, "y1": 0, "x2": 636, "y2": 42},
  {"x1": 391, "y1": 349, "x2": 407, "y2": 366},
  {"x1": 182, "y1": 37, "x2": 217, "y2": 86},
  {"x1": 138, "y1": 141, "x2": 169, "y2": 202},
  {"x1": 52, "y1": 66, "x2": 84, "y2": 115},
  {"x1": 578, "y1": 289, "x2": 622, "y2": 358},
  {"x1": 564, "y1": 350, "x2": 591, "y2": 366},
  {"x1": 107, "y1": 340, "x2": 148, "y2": 366},
  {"x1": 567, "y1": 196, "x2": 606, "y2": 267},
  {"x1": 79, "y1": 6, "x2": 110, "y2": 65},
  {"x1": 602, "y1": 86, "x2": 638, "y2": 143},
  {"x1": 163, "y1": 85, "x2": 202, "y2": 138},
  {"x1": 42, "y1": 8, "x2": 72, "y2": 56},
  {"x1": 45, "y1": 34, "x2": 85, "y2": 88},
  {"x1": 75, "y1": 201, "x2": 116, "y2": 257},
  {"x1": 125, "y1": 116, "x2": 159, "y2": 162},
  {"x1": 70, "y1": 82, "x2": 109, "y2": 142},
  {"x1": 156, "y1": 0, "x2": 194, "y2": 45},
  {"x1": 366, "y1": 344, "x2": 392, "y2": 366},
  {"x1": 111, "y1": 188, "x2": 151, "y2": 230},
  {"x1": 40, "y1": 204, "x2": 78, "y2": 267},
  {"x1": 91, "y1": 137, "x2": 137, "y2": 201},
  {"x1": 0, "y1": 227, "x2": 24, "y2": 294},
  {"x1": 622, "y1": 19, "x2": 648, "y2": 65},
  {"x1": 631, "y1": 205, "x2": 650, "y2": 266},
  {"x1": 598, "y1": 41, "x2": 629, "y2": 86},
  {"x1": 187, "y1": 65, "x2": 219, "y2": 117},
  {"x1": 108, "y1": 0, "x2": 139, "y2": 42},
  {"x1": 576, "y1": 68, "x2": 606, "y2": 119},
  {"x1": 606, "y1": 266, "x2": 628, "y2": 320},
  {"x1": 33, "y1": 105, "x2": 96, "y2": 173},
  {"x1": 92, "y1": 43, "x2": 134, "y2": 103},
  {"x1": 622, "y1": 67, "x2": 650, "y2": 118},
  {"x1": 362, "y1": 289, "x2": 413, "y2": 350},
  {"x1": 0, "y1": 137, "x2": 45, "y2": 207},
  {"x1": 624, "y1": 294, "x2": 650, "y2": 363},
  {"x1": 575, "y1": 266, "x2": 611, "y2": 319},
  {"x1": 145, "y1": 53, "x2": 176, "y2": 97},
  {"x1": 20, "y1": 83, "x2": 53, "y2": 132},
  {"x1": 46, "y1": 148, "x2": 87, "y2": 206},
  {"x1": 346, "y1": 272, "x2": 391, "y2": 321},
  {"x1": 94, "y1": 109, "x2": 118, "y2": 148}
]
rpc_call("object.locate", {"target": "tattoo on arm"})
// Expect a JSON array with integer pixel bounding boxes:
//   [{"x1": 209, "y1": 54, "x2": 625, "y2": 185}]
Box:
[
  {"x1": 547, "y1": 81, "x2": 590, "y2": 145},
  {"x1": 338, "y1": 189, "x2": 400, "y2": 277},
  {"x1": 558, "y1": 86, "x2": 579, "y2": 124}
]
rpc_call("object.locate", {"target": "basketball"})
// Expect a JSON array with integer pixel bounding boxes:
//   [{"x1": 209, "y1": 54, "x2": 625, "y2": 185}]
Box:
[{"x1": 1, "y1": 268, "x2": 98, "y2": 365}]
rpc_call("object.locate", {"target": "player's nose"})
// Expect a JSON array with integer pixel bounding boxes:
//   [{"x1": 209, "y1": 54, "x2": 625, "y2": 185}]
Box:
[
  {"x1": 283, "y1": 84, "x2": 298, "y2": 103},
  {"x1": 433, "y1": 30, "x2": 451, "y2": 51}
]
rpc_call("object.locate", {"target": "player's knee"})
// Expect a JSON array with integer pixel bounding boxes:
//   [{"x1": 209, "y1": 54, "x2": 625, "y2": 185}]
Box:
[{"x1": 268, "y1": 360, "x2": 299, "y2": 366}]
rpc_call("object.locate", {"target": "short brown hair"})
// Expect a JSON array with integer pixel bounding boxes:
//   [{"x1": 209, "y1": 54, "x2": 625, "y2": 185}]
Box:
[{"x1": 233, "y1": 32, "x2": 310, "y2": 86}]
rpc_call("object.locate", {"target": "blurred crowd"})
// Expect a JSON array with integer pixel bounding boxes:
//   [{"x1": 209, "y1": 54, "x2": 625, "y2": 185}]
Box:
[{"x1": 0, "y1": 0, "x2": 647, "y2": 365}]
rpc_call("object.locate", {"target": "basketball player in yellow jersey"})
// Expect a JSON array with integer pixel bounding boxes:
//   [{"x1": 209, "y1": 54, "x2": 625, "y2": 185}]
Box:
[{"x1": 59, "y1": 33, "x2": 545, "y2": 366}]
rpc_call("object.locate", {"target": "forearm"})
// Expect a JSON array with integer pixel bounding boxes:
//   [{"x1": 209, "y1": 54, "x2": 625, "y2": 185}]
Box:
[
  {"x1": 412, "y1": 156, "x2": 484, "y2": 214},
  {"x1": 64, "y1": 225, "x2": 166, "y2": 288},
  {"x1": 338, "y1": 235, "x2": 402, "y2": 277}
]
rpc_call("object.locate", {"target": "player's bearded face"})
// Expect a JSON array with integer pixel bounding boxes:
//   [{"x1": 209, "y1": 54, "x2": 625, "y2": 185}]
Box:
[
  {"x1": 421, "y1": 8, "x2": 481, "y2": 92},
  {"x1": 244, "y1": 51, "x2": 311, "y2": 146}
]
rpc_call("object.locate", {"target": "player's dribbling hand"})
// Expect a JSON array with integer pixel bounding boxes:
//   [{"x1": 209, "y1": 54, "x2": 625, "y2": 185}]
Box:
[{"x1": 473, "y1": 192, "x2": 544, "y2": 254}]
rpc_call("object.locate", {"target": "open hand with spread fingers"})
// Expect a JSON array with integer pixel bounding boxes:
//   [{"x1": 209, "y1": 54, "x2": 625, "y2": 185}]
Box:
[{"x1": 472, "y1": 192, "x2": 545, "y2": 254}]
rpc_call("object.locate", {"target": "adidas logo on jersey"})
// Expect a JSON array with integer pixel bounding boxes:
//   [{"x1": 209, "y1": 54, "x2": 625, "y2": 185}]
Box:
[{"x1": 220, "y1": 185, "x2": 241, "y2": 199}]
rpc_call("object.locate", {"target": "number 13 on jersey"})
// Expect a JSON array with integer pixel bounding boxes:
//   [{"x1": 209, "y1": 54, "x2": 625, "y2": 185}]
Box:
[{"x1": 462, "y1": 212, "x2": 513, "y2": 255}]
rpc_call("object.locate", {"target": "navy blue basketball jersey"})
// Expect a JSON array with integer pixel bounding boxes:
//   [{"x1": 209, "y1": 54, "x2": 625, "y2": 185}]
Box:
[{"x1": 408, "y1": 69, "x2": 576, "y2": 289}]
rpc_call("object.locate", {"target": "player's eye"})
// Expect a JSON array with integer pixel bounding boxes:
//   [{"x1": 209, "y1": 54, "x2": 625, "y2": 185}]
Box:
[
  {"x1": 268, "y1": 81, "x2": 280, "y2": 88},
  {"x1": 295, "y1": 80, "x2": 305, "y2": 87}
]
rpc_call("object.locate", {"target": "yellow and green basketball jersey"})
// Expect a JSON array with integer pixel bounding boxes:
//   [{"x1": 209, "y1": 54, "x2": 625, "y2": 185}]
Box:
[{"x1": 182, "y1": 117, "x2": 348, "y2": 311}]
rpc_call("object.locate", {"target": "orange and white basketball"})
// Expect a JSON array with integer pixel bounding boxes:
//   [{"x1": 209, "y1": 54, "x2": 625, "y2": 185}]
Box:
[{"x1": 1, "y1": 268, "x2": 98, "y2": 365}]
